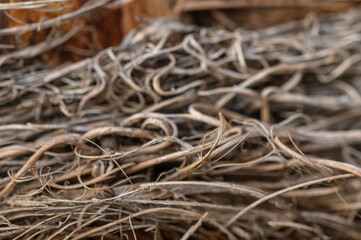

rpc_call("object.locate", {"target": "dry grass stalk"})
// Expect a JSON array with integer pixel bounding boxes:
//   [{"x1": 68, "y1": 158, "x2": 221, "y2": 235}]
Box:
[{"x1": 0, "y1": 5, "x2": 361, "y2": 240}]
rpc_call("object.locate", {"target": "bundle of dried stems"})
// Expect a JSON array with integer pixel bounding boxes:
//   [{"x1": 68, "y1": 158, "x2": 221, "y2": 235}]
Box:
[{"x1": 0, "y1": 3, "x2": 361, "y2": 240}]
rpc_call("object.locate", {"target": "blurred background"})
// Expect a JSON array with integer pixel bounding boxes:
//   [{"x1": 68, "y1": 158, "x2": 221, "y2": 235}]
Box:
[{"x1": 1, "y1": 0, "x2": 360, "y2": 62}]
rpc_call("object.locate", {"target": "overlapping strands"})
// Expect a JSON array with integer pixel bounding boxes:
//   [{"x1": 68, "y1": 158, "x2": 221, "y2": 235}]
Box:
[{"x1": 1, "y1": 8, "x2": 361, "y2": 240}]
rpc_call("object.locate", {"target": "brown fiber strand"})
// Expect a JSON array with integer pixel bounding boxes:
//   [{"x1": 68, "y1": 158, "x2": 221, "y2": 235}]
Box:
[{"x1": 0, "y1": 4, "x2": 361, "y2": 240}]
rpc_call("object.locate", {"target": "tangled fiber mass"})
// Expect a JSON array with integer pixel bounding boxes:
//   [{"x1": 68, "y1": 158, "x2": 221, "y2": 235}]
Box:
[{"x1": 1, "y1": 6, "x2": 361, "y2": 240}]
